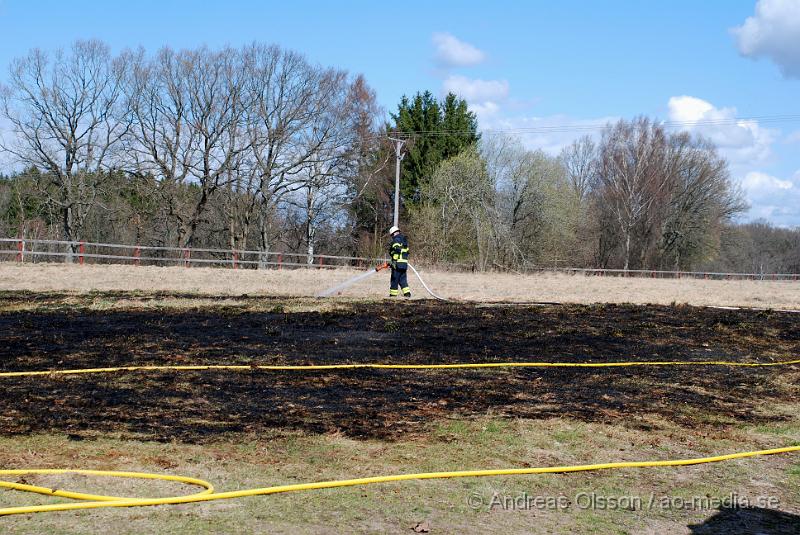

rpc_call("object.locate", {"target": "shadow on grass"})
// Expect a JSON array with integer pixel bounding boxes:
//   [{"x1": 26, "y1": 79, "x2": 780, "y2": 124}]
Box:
[{"x1": 688, "y1": 506, "x2": 800, "y2": 534}]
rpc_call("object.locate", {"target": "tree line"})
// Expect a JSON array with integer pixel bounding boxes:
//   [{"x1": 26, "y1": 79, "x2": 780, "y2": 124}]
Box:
[
  {"x1": 0, "y1": 40, "x2": 394, "y2": 264},
  {"x1": 410, "y1": 117, "x2": 752, "y2": 272},
  {"x1": 1, "y1": 40, "x2": 798, "y2": 273}
]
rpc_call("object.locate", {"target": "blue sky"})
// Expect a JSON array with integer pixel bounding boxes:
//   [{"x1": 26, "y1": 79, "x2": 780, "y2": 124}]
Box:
[{"x1": 1, "y1": 0, "x2": 799, "y2": 226}]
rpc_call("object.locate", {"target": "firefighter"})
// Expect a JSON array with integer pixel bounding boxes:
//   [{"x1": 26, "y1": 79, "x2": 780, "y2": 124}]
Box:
[{"x1": 387, "y1": 225, "x2": 411, "y2": 297}]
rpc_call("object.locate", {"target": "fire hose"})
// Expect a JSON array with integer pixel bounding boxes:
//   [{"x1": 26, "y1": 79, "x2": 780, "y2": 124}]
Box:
[
  {"x1": 317, "y1": 263, "x2": 448, "y2": 301},
  {"x1": 1, "y1": 358, "x2": 799, "y2": 516}
]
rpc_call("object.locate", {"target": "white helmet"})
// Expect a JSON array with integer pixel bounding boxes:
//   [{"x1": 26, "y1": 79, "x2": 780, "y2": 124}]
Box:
[{"x1": 389, "y1": 225, "x2": 400, "y2": 235}]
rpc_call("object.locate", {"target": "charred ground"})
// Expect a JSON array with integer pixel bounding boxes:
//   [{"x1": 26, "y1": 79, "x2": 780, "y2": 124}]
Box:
[{"x1": 0, "y1": 291, "x2": 798, "y2": 442}]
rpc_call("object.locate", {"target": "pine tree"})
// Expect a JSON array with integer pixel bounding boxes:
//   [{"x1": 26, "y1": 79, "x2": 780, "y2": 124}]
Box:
[{"x1": 390, "y1": 91, "x2": 479, "y2": 204}]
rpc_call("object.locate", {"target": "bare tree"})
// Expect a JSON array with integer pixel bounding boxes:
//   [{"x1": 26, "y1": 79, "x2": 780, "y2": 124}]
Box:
[
  {"x1": 220, "y1": 158, "x2": 259, "y2": 251},
  {"x1": 488, "y1": 137, "x2": 575, "y2": 269},
  {"x1": 124, "y1": 46, "x2": 247, "y2": 248},
  {"x1": 181, "y1": 47, "x2": 247, "y2": 247},
  {"x1": 0, "y1": 40, "x2": 128, "y2": 258},
  {"x1": 123, "y1": 47, "x2": 192, "y2": 247},
  {"x1": 560, "y1": 135, "x2": 597, "y2": 204},
  {"x1": 659, "y1": 134, "x2": 746, "y2": 269},
  {"x1": 597, "y1": 117, "x2": 670, "y2": 271},
  {"x1": 295, "y1": 71, "x2": 360, "y2": 264},
  {"x1": 239, "y1": 45, "x2": 330, "y2": 265},
  {"x1": 345, "y1": 75, "x2": 392, "y2": 258}
]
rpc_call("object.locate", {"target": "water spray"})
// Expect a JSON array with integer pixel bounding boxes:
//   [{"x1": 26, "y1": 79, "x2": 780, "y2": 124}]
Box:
[
  {"x1": 317, "y1": 263, "x2": 390, "y2": 297},
  {"x1": 317, "y1": 263, "x2": 449, "y2": 301}
]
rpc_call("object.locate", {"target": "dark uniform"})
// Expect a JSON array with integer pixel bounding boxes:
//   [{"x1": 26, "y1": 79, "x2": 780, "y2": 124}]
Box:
[{"x1": 389, "y1": 233, "x2": 411, "y2": 297}]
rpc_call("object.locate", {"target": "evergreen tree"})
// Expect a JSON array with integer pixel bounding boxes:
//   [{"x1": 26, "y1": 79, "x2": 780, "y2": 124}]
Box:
[{"x1": 390, "y1": 91, "x2": 479, "y2": 204}]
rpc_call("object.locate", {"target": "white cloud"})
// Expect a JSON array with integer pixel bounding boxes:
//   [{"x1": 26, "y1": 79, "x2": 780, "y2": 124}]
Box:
[
  {"x1": 441, "y1": 75, "x2": 509, "y2": 122},
  {"x1": 732, "y1": 0, "x2": 800, "y2": 78},
  {"x1": 442, "y1": 75, "x2": 509, "y2": 102},
  {"x1": 742, "y1": 170, "x2": 793, "y2": 191},
  {"x1": 483, "y1": 114, "x2": 617, "y2": 155},
  {"x1": 667, "y1": 95, "x2": 715, "y2": 123},
  {"x1": 739, "y1": 170, "x2": 800, "y2": 225},
  {"x1": 432, "y1": 33, "x2": 486, "y2": 67},
  {"x1": 667, "y1": 95, "x2": 776, "y2": 169},
  {"x1": 668, "y1": 96, "x2": 798, "y2": 223},
  {"x1": 484, "y1": 96, "x2": 776, "y2": 163},
  {"x1": 474, "y1": 96, "x2": 776, "y2": 169},
  {"x1": 468, "y1": 101, "x2": 501, "y2": 121},
  {"x1": 430, "y1": 33, "x2": 501, "y2": 122}
]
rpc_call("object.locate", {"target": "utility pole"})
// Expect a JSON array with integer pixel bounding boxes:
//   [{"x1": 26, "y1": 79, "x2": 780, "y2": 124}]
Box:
[{"x1": 388, "y1": 137, "x2": 406, "y2": 228}]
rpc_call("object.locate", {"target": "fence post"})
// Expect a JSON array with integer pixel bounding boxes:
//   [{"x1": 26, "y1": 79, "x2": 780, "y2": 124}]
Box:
[
  {"x1": 16, "y1": 238, "x2": 23, "y2": 262},
  {"x1": 232, "y1": 251, "x2": 238, "y2": 270},
  {"x1": 134, "y1": 246, "x2": 141, "y2": 266},
  {"x1": 79, "y1": 241, "x2": 85, "y2": 265},
  {"x1": 278, "y1": 253, "x2": 283, "y2": 270},
  {"x1": 318, "y1": 256, "x2": 323, "y2": 269},
  {"x1": 183, "y1": 248, "x2": 191, "y2": 268}
]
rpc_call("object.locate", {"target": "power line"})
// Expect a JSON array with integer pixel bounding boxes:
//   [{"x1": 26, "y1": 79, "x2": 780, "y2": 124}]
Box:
[{"x1": 382, "y1": 113, "x2": 800, "y2": 139}]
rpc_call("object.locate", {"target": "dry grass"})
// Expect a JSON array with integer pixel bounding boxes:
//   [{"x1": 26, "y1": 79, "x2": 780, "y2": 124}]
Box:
[
  {"x1": 1, "y1": 415, "x2": 798, "y2": 534},
  {"x1": 1, "y1": 262, "x2": 799, "y2": 309}
]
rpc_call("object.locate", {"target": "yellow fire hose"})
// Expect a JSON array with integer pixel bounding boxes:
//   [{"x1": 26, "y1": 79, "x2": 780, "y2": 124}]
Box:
[
  {"x1": 1, "y1": 358, "x2": 799, "y2": 517},
  {"x1": 3, "y1": 445, "x2": 800, "y2": 517},
  {"x1": 2, "y1": 358, "x2": 800, "y2": 379}
]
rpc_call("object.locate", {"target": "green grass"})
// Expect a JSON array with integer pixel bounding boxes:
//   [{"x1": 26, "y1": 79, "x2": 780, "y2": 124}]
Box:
[
  {"x1": 1, "y1": 415, "x2": 798, "y2": 534},
  {"x1": 751, "y1": 423, "x2": 800, "y2": 437}
]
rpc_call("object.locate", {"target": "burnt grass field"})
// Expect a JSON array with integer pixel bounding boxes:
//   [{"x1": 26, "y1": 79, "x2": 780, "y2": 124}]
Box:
[{"x1": 0, "y1": 291, "x2": 798, "y2": 443}]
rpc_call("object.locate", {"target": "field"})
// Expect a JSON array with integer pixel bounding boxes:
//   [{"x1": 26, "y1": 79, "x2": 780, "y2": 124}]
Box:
[
  {"x1": 1, "y1": 263, "x2": 800, "y2": 309},
  {"x1": 0, "y1": 264, "x2": 799, "y2": 533}
]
